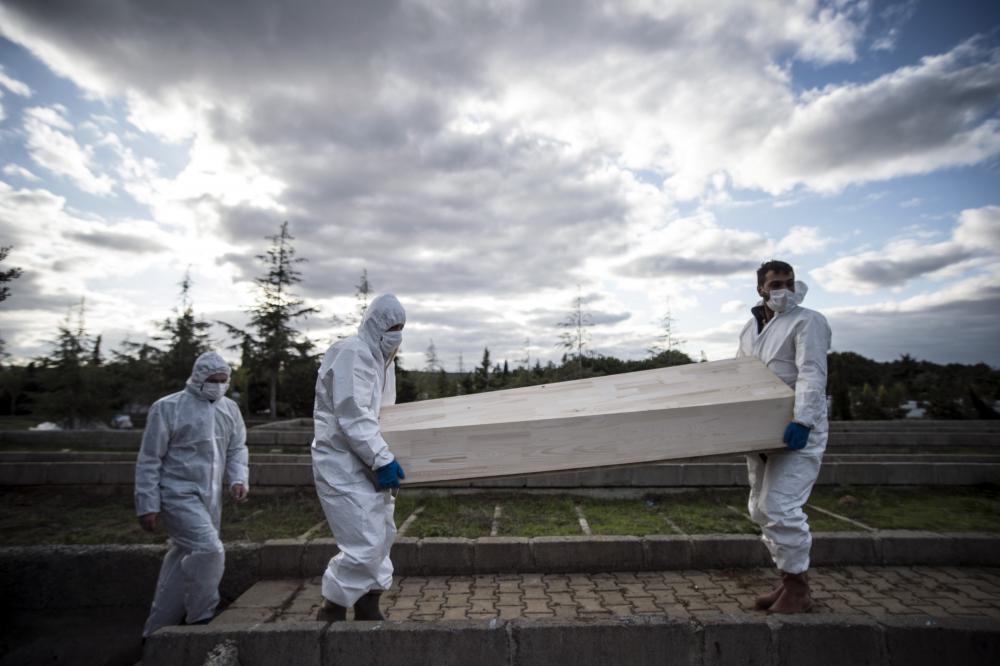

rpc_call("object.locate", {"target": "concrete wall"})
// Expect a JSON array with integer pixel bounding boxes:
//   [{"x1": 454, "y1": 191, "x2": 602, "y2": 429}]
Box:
[
  {"x1": 4, "y1": 458, "x2": 999, "y2": 488},
  {"x1": 4, "y1": 420, "x2": 999, "y2": 452},
  {"x1": 144, "y1": 615, "x2": 1000, "y2": 666},
  {"x1": 0, "y1": 543, "x2": 261, "y2": 666},
  {"x1": 3, "y1": 534, "x2": 998, "y2": 665}
]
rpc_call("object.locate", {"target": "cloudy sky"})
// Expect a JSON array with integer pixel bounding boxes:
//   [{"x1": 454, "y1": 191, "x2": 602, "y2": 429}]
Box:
[{"x1": 0, "y1": 0, "x2": 998, "y2": 371}]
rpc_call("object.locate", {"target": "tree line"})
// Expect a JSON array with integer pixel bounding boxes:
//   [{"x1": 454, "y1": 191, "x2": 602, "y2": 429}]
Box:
[{"x1": 1, "y1": 230, "x2": 998, "y2": 426}]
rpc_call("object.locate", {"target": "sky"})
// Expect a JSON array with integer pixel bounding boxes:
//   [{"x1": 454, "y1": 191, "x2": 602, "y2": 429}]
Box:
[{"x1": 0, "y1": 0, "x2": 998, "y2": 371}]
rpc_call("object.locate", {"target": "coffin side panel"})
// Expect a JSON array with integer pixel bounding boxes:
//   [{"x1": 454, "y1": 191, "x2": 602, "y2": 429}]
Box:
[{"x1": 388, "y1": 394, "x2": 795, "y2": 485}]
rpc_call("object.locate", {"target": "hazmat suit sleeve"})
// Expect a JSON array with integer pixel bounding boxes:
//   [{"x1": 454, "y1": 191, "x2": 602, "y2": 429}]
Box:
[
  {"x1": 327, "y1": 348, "x2": 394, "y2": 470},
  {"x1": 225, "y1": 404, "x2": 249, "y2": 490},
  {"x1": 134, "y1": 400, "x2": 172, "y2": 516},
  {"x1": 791, "y1": 313, "x2": 832, "y2": 429}
]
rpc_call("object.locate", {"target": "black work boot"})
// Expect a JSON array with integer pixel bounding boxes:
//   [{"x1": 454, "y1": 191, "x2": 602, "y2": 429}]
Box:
[
  {"x1": 353, "y1": 591, "x2": 385, "y2": 621},
  {"x1": 316, "y1": 598, "x2": 348, "y2": 622}
]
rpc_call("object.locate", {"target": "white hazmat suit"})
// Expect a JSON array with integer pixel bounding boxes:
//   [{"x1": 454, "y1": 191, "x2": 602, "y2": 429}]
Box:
[
  {"x1": 312, "y1": 294, "x2": 404, "y2": 608},
  {"x1": 135, "y1": 351, "x2": 249, "y2": 636},
  {"x1": 736, "y1": 282, "x2": 832, "y2": 574}
]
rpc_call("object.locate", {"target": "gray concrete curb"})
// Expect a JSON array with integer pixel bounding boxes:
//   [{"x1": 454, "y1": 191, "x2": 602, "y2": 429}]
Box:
[
  {"x1": 5, "y1": 460, "x2": 1000, "y2": 487},
  {"x1": 141, "y1": 614, "x2": 1000, "y2": 666}
]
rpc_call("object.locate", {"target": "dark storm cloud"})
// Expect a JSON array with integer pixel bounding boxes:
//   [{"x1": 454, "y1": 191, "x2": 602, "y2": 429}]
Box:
[
  {"x1": 66, "y1": 230, "x2": 168, "y2": 254},
  {"x1": 828, "y1": 293, "x2": 1000, "y2": 366}
]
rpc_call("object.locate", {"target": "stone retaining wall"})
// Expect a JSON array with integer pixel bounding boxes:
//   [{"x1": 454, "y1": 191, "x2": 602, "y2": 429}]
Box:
[
  {"x1": 3, "y1": 532, "x2": 997, "y2": 613},
  {"x1": 3, "y1": 459, "x2": 999, "y2": 487},
  {"x1": 3, "y1": 420, "x2": 999, "y2": 452},
  {"x1": 143, "y1": 615, "x2": 1000, "y2": 666}
]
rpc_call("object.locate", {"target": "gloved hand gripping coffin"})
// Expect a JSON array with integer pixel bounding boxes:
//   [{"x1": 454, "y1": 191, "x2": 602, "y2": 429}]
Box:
[{"x1": 379, "y1": 356, "x2": 794, "y2": 486}]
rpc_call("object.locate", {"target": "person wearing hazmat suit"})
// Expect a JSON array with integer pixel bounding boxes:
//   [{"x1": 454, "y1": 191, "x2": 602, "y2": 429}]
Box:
[
  {"x1": 135, "y1": 351, "x2": 249, "y2": 636},
  {"x1": 736, "y1": 260, "x2": 831, "y2": 614},
  {"x1": 312, "y1": 293, "x2": 406, "y2": 622}
]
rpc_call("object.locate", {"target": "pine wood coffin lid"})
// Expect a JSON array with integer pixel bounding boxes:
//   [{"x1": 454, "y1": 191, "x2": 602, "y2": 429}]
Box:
[{"x1": 380, "y1": 356, "x2": 795, "y2": 485}]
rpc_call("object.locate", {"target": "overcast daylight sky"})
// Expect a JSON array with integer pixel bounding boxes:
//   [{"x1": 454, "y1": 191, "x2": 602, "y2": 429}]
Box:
[{"x1": 0, "y1": 0, "x2": 998, "y2": 371}]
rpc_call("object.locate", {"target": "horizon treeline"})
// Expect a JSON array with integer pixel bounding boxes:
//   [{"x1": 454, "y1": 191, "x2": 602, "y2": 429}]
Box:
[{"x1": 1, "y1": 227, "x2": 998, "y2": 426}]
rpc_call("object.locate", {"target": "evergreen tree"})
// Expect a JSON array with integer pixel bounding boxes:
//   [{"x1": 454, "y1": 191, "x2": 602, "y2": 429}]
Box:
[
  {"x1": 475, "y1": 347, "x2": 491, "y2": 391},
  {"x1": 557, "y1": 285, "x2": 593, "y2": 379},
  {"x1": 648, "y1": 297, "x2": 686, "y2": 363},
  {"x1": 220, "y1": 222, "x2": 316, "y2": 420},
  {"x1": 0, "y1": 246, "x2": 22, "y2": 303},
  {"x1": 425, "y1": 339, "x2": 440, "y2": 372},
  {"x1": 36, "y1": 300, "x2": 109, "y2": 427},
  {"x1": 156, "y1": 270, "x2": 212, "y2": 390}
]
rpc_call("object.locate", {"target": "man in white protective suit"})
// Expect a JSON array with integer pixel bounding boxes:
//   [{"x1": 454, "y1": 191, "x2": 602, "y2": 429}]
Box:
[
  {"x1": 312, "y1": 293, "x2": 406, "y2": 622},
  {"x1": 736, "y1": 260, "x2": 831, "y2": 614},
  {"x1": 135, "y1": 351, "x2": 249, "y2": 636}
]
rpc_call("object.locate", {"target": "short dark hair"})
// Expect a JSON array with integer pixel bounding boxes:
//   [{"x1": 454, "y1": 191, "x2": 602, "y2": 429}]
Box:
[{"x1": 757, "y1": 260, "x2": 794, "y2": 286}]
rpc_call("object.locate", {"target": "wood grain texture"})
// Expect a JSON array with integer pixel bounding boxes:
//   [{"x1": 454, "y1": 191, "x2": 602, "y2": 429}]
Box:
[{"x1": 380, "y1": 356, "x2": 795, "y2": 485}]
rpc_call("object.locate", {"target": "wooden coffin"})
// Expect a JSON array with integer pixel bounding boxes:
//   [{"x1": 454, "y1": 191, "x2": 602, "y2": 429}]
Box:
[{"x1": 380, "y1": 356, "x2": 795, "y2": 486}]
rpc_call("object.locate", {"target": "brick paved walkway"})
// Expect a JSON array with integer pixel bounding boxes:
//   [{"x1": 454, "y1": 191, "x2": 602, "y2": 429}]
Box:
[{"x1": 255, "y1": 566, "x2": 1000, "y2": 624}]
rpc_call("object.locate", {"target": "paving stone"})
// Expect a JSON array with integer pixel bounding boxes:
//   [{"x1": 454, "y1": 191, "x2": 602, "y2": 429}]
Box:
[{"x1": 230, "y1": 580, "x2": 302, "y2": 609}]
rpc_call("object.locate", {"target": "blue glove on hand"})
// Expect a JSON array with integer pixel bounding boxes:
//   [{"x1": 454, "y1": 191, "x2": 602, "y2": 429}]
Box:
[
  {"x1": 375, "y1": 460, "x2": 405, "y2": 489},
  {"x1": 783, "y1": 422, "x2": 811, "y2": 451}
]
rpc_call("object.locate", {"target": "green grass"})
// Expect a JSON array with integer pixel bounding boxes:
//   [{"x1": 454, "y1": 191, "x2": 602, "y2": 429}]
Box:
[
  {"x1": 404, "y1": 495, "x2": 494, "y2": 538},
  {"x1": 4, "y1": 485, "x2": 999, "y2": 547},
  {"x1": 498, "y1": 495, "x2": 581, "y2": 538},
  {"x1": 652, "y1": 491, "x2": 761, "y2": 535},
  {"x1": 0, "y1": 487, "x2": 327, "y2": 546},
  {"x1": 394, "y1": 494, "x2": 420, "y2": 529},
  {"x1": 807, "y1": 485, "x2": 1000, "y2": 532},
  {"x1": 579, "y1": 497, "x2": 675, "y2": 536}
]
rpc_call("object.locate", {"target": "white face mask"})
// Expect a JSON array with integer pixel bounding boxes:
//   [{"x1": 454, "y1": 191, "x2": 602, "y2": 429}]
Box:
[
  {"x1": 201, "y1": 381, "x2": 229, "y2": 402},
  {"x1": 765, "y1": 282, "x2": 807, "y2": 313},
  {"x1": 380, "y1": 331, "x2": 402, "y2": 358}
]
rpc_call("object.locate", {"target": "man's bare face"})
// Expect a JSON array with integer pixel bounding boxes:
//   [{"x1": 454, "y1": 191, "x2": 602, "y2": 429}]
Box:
[
  {"x1": 205, "y1": 372, "x2": 228, "y2": 383},
  {"x1": 757, "y1": 271, "x2": 795, "y2": 301}
]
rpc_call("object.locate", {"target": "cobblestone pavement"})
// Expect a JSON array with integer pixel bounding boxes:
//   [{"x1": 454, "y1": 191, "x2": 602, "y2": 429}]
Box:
[{"x1": 268, "y1": 566, "x2": 1000, "y2": 623}]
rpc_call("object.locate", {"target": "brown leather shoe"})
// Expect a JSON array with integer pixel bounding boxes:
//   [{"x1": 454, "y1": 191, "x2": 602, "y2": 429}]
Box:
[
  {"x1": 353, "y1": 591, "x2": 385, "y2": 621},
  {"x1": 316, "y1": 598, "x2": 347, "y2": 622},
  {"x1": 755, "y1": 578, "x2": 785, "y2": 610},
  {"x1": 768, "y1": 570, "x2": 812, "y2": 614}
]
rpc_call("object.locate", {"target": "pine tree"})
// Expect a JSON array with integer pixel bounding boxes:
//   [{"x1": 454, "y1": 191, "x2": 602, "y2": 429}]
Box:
[
  {"x1": 157, "y1": 270, "x2": 212, "y2": 389},
  {"x1": 475, "y1": 347, "x2": 491, "y2": 391},
  {"x1": 648, "y1": 297, "x2": 687, "y2": 364},
  {"x1": 556, "y1": 285, "x2": 593, "y2": 379},
  {"x1": 0, "y1": 246, "x2": 22, "y2": 303},
  {"x1": 425, "y1": 339, "x2": 440, "y2": 372},
  {"x1": 220, "y1": 222, "x2": 316, "y2": 420},
  {"x1": 37, "y1": 300, "x2": 109, "y2": 427}
]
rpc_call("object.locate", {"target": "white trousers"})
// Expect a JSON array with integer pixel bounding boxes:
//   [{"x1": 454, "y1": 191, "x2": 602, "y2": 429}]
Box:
[
  {"x1": 315, "y1": 475, "x2": 396, "y2": 608},
  {"x1": 746, "y1": 426, "x2": 827, "y2": 574},
  {"x1": 142, "y1": 495, "x2": 225, "y2": 637}
]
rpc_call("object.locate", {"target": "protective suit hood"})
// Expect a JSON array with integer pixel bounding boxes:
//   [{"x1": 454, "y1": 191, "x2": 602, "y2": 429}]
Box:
[
  {"x1": 358, "y1": 294, "x2": 406, "y2": 365},
  {"x1": 185, "y1": 352, "x2": 232, "y2": 401},
  {"x1": 759, "y1": 281, "x2": 808, "y2": 313}
]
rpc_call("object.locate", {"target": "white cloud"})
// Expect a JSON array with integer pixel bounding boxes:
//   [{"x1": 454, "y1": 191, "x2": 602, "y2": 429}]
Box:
[
  {"x1": 2, "y1": 164, "x2": 40, "y2": 181},
  {"x1": 0, "y1": 64, "x2": 31, "y2": 96},
  {"x1": 777, "y1": 226, "x2": 833, "y2": 254},
  {"x1": 0, "y1": 0, "x2": 997, "y2": 365},
  {"x1": 811, "y1": 205, "x2": 1000, "y2": 294},
  {"x1": 720, "y1": 300, "x2": 747, "y2": 314},
  {"x1": 23, "y1": 106, "x2": 115, "y2": 195},
  {"x1": 732, "y1": 38, "x2": 1000, "y2": 194}
]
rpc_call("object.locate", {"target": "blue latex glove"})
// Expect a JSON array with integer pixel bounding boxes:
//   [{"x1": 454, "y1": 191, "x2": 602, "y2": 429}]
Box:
[
  {"x1": 783, "y1": 422, "x2": 811, "y2": 451},
  {"x1": 375, "y1": 460, "x2": 405, "y2": 489}
]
